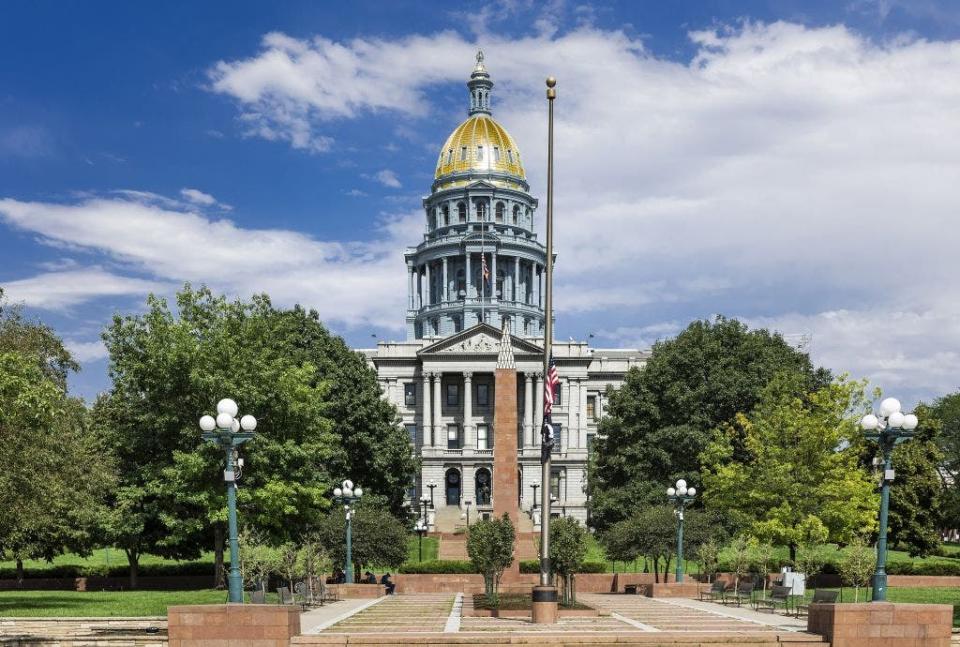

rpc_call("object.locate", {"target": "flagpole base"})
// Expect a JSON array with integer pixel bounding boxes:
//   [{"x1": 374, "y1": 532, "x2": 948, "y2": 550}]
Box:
[{"x1": 531, "y1": 585, "x2": 558, "y2": 624}]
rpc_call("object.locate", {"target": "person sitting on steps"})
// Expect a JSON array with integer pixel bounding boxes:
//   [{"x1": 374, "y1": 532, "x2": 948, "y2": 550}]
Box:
[
  {"x1": 381, "y1": 572, "x2": 395, "y2": 595},
  {"x1": 364, "y1": 571, "x2": 377, "y2": 584}
]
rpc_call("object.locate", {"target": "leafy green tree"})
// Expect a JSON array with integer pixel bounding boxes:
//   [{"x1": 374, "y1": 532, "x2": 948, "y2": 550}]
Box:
[
  {"x1": 94, "y1": 286, "x2": 415, "y2": 587},
  {"x1": 702, "y1": 375, "x2": 878, "y2": 561},
  {"x1": 0, "y1": 293, "x2": 112, "y2": 582},
  {"x1": 696, "y1": 539, "x2": 720, "y2": 582},
  {"x1": 838, "y1": 539, "x2": 875, "y2": 602},
  {"x1": 316, "y1": 501, "x2": 408, "y2": 579},
  {"x1": 602, "y1": 506, "x2": 675, "y2": 582},
  {"x1": 726, "y1": 535, "x2": 752, "y2": 588},
  {"x1": 591, "y1": 317, "x2": 830, "y2": 531},
  {"x1": 794, "y1": 543, "x2": 829, "y2": 588},
  {"x1": 548, "y1": 517, "x2": 589, "y2": 604},
  {"x1": 927, "y1": 394, "x2": 960, "y2": 537},
  {"x1": 466, "y1": 514, "x2": 516, "y2": 605}
]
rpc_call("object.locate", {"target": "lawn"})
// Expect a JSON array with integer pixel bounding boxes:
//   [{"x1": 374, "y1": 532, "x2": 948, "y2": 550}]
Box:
[{"x1": 0, "y1": 590, "x2": 280, "y2": 617}]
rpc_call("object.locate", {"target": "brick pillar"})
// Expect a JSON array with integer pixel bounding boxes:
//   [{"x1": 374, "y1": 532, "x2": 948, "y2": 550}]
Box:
[{"x1": 494, "y1": 365, "x2": 520, "y2": 579}]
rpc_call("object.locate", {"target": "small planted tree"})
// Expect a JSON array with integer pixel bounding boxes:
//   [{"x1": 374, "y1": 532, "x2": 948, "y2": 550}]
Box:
[
  {"x1": 696, "y1": 539, "x2": 720, "y2": 582},
  {"x1": 728, "y1": 536, "x2": 752, "y2": 588},
  {"x1": 467, "y1": 514, "x2": 516, "y2": 607},
  {"x1": 794, "y1": 543, "x2": 827, "y2": 590},
  {"x1": 748, "y1": 540, "x2": 776, "y2": 594},
  {"x1": 317, "y1": 499, "x2": 408, "y2": 579},
  {"x1": 239, "y1": 531, "x2": 281, "y2": 592},
  {"x1": 839, "y1": 538, "x2": 876, "y2": 602},
  {"x1": 549, "y1": 517, "x2": 589, "y2": 605}
]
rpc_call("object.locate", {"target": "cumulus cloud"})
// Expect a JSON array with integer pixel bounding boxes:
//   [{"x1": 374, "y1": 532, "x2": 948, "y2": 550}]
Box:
[
  {"x1": 373, "y1": 169, "x2": 402, "y2": 188},
  {"x1": 0, "y1": 194, "x2": 415, "y2": 328},
  {"x1": 64, "y1": 339, "x2": 109, "y2": 363},
  {"x1": 180, "y1": 188, "x2": 216, "y2": 206},
  {"x1": 203, "y1": 22, "x2": 960, "y2": 400}
]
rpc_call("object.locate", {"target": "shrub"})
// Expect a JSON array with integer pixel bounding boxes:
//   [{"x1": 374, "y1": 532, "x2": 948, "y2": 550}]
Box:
[{"x1": 398, "y1": 560, "x2": 478, "y2": 574}]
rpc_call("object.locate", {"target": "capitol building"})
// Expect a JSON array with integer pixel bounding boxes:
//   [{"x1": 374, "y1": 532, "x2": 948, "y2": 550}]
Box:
[{"x1": 362, "y1": 54, "x2": 647, "y2": 530}]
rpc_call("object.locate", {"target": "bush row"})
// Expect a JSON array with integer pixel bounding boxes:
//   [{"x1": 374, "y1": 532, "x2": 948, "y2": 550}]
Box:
[
  {"x1": 397, "y1": 560, "x2": 478, "y2": 574},
  {"x1": 709, "y1": 559, "x2": 960, "y2": 577},
  {"x1": 0, "y1": 561, "x2": 212, "y2": 580},
  {"x1": 519, "y1": 560, "x2": 607, "y2": 574}
]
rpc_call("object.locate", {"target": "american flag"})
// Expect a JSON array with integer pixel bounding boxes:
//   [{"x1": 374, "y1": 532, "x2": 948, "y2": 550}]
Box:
[
  {"x1": 481, "y1": 253, "x2": 490, "y2": 283},
  {"x1": 543, "y1": 355, "x2": 559, "y2": 417}
]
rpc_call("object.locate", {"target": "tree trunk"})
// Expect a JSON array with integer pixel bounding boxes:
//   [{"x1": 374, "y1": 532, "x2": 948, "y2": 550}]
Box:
[
  {"x1": 213, "y1": 525, "x2": 226, "y2": 589},
  {"x1": 789, "y1": 543, "x2": 797, "y2": 563},
  {"x1": 15, "y1": 558, "x2": 24, "y2": 588},
  {"x1": 126, "y1": 550, "x2": 139, "y2": 590},
  {"x1": 653, "y1": 557, "x2": 660, "y2": 583}
]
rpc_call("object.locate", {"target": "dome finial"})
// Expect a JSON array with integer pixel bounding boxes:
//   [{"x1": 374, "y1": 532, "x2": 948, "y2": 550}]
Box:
[{"x1": 467, "y1": 50, "x2": 493, "y2": 115}]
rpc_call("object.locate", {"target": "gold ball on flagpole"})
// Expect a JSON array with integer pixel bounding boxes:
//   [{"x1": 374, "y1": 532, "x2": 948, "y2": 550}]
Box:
[{"x1": 546, "y1": 77, "x2": 556, "y2": 88}]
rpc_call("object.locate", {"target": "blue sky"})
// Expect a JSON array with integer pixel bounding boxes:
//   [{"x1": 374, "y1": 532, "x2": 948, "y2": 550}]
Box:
[{"x1": 2, "y1": 0, "x2": 960, "y2": 404}]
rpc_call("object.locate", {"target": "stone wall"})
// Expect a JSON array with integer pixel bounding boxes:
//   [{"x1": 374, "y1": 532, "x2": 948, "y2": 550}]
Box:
[
  {"x1": 807, "y1": 601, "x2": 952, "y2": 647},
  {"x1": 167, "y1": 604, "x2": 299, "y2": 647}
]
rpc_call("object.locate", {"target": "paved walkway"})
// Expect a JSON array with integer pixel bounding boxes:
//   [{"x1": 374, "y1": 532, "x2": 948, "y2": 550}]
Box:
[
  {"x1": 579, "y1": 593, "x2": 801, "y2": 633},
  {"x1": 301, "y1": 599, "x2": 385, "y2": 634},
  {"x1": 317, "y1": 594, "x2": 455, "y2": 633}
]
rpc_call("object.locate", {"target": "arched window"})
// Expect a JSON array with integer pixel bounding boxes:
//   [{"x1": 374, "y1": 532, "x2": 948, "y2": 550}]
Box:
[
  {"x1": 447, "y1": 149, "x2": 453, "y2": 164},
  {"x1": 457, "y1": 202, "x2": 467, "y2": 222},
  {"x1": 445, "y1": 468, "x2": 461, "y2": 505},
  {"x1": 475, "y1": 468, "x2": 492, "y2": 505},
  {"x1": 496, "y1": 270, "x2": 504, "y2": 299},
  {"x1": 495, "y1": 202, "x2": 505, "y2": 222},
  {"x1": 456, "y1": 269, "x2": 465, "y2": 296},
  {"x1": 443, "y1": 205, "x2": 450, "y2": 226},
  {"x1": 476, "y1": 201, "x2": 487, "y2": 221},
  {"x1": 512, "y1": 205, "x2": 520, "y2": 224}
]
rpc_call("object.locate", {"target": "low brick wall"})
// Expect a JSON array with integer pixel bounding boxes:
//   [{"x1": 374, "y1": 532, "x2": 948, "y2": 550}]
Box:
[
  {"x1": 641, "y1": 582, "x2": 703, "y2": 598},
  {"x1": 328, "y1": 583, "x2": 384, "y2": 598},
  {"x1": 807, "y1": 601, "x2": 952, "y2": 647},
  {"x1": 393, "y1": 573, "x2": 685, "y2": 595},
  {"x1": 0, "y1": 576, "x2": 211, "y2": 591},
  {"x1": 167, "y1": 604, "x2": 299, "y2": 647}
]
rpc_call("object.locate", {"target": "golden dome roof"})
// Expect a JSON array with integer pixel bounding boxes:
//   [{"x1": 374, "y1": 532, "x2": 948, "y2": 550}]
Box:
[{"x1": 434, "y1": 114, "x2": 525, "y2": 183}]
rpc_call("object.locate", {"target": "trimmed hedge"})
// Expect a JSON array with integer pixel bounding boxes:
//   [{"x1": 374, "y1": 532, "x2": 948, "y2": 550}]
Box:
[
  {"x1": 398, "y1": 560, "x2": 478, "y2": 574},
  {"x1": 519, "y1": 560, "x2": 606, "y2": 574},
  {"x1": 0, "y1": 561, "x2": 212, "y2": 580}
]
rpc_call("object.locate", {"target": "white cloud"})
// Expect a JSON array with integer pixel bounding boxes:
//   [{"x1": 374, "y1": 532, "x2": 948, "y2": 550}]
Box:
[
  {"x1": 0, "y1": 194, "x2": 416, "y2": 328},
  {"x1": 180, "y1": 188, "x2": 217, "y2": 206},
  {"x1": 64, "y1": 339, "x2": 108, "y2": 363},
  {"x1": 373, "y1": 170, "x2": 402, "y2": 188}
]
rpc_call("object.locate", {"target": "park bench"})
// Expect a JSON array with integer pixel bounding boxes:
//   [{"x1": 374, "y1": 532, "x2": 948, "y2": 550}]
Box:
[
  {"x1": 794, "y1": 589, "x2": 838, "y2": 617},
  {"x1": 754, "y1": 584, "x2": 793, "y2": 614},
  {"x1": 250, "y1": 590, "x2": 266, "y2": 604},
  {"x1": 624, "y1": 584, "x2": 640, "y2": 594},
  {"x1": 724, "y1": 581, "x2": 754, "y2": 607},
  {"x1": 278, "y1": 586, "x2": 306, "y2": 609},
  {"x1": 698, "y1": 580, "x2": 728, "y2": 602}
]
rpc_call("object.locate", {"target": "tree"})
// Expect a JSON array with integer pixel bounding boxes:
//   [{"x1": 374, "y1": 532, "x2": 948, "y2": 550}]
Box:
[
  {"x1": 316, "y1": 501, "x2": 408, "y2": 579},
  {"x1": 701, "y1": 374, "x2": 878, "y2": 561},
  {"x1": 927, "y1": 394, "x2": 960, "y2": 538},
  {"x1": 602, "y1": 506, "x2": 676, "y2": 583},
  {"x1": 726, "y1": 536, "x2": 752, "y2": 588},
  {"x1": 838, "y1": 539, "x2": 875, "y2": 602},
  {"x1": 466, "y1": 514, "x2": 515, "y2": 605},
  {"x1": 794, "y1": 543, "x2": 829, "y2": 588},
  {"x1": 748, "y1": 540, "x2": 776, "y2": 593},
  {"x1": 0, "y1": 292, "x2": 112, "y2": 583},
  {"x1": 696, "y1": 539, "x2": 720, "y2": 582},
  {"x1": 548, "y1": 517, "x2": 589, "y2": 605},
  {"x1": 93, "y1": 286, "x2": 415, "y2": 587},
  {"x1": 591, "y1": 317, "x2": 830, "y2": 531}
]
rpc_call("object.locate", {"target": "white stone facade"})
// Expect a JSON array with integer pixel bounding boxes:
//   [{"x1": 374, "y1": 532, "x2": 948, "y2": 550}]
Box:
[{"x1": 360, "y1": 324, "x2": 646, "y2": 529}]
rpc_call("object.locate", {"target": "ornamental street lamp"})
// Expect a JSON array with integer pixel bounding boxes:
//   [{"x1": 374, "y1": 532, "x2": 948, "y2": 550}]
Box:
[
  {"x1": 415, "y1": 519, "x2": 427, "y2": 562},
  {"x1": 428, "y1": 481, "x2": 437, "y2": 508},
  {"x1": 461, "y1": 499, "x2": 473, "y2": 528},
  {"x1": 333, "y1": 479, "x2": 363, "y2": 584},
  {"x1": 199, "y1": 399, "x2": 257, "y2": 604},
  {"x1": 861, "y1": 398, "x2": 918, "y2": 602},
  {"x1": 530, "y1": 483, "x2": 540, "y2": 510},
  {"x1": 666, "y1": 479, "x2": 697, "y2": 584}
]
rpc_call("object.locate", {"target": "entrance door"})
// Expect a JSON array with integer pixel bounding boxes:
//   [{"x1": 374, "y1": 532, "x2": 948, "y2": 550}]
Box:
[{"x1": 445, "y1": 468, "x2": 461, "y2": 505}]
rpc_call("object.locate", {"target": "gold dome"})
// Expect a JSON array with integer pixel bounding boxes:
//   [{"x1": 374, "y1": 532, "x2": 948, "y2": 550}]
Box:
[{"x1": 434, "y1": 114, "x2": 525, "y2": 185}]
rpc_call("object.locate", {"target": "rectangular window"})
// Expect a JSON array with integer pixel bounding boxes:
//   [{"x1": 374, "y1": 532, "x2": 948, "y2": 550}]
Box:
[
  {"x1": 460, "y1": 146, "x2": 467, "y2": 161},
  {"x1": 477, "y1": 424, "x2": 489, "y2": 450},
  {"x1": 447, "y1": 149, "x2": 453, "y2": 164},
  {"x1": 476, "y1": 383, "x2": 490, "y2": 407},
  {"x1": 587, "y1": 395, "x2": 596, "y2": 419},
  {"x1": 404, "y1": 383, "x2": 416, "y2": 407},
  {"x1": 587, "y1": 433, "x2": 595, "y2": 457},
  {"x1": 477, "y1": 145, "x2": 484, "y2": 161},
  {"x1": 507, "y1": 149, "x2": 514, "y2": 163},
  {"x1": 553, "y1": 384, "x2": 562, "y2": 406},
  {"x1": 446, "y1": 384, "x2": 459, "y2": 407},
  {"x1": 550, "y1": 469, "x2": 563, "y2": 500},
  {"x1": 405, "y1": 423, "x2": 417, "y2": 445},
  {"x1": 447, "y1": 424, "x2": 460, "y2": 449},
  {"x1": 550, "y1": 422, "x2": 562, "y2": 453},
  {"x1": 493, "y1": 146, "x2": 500, "y2": 162}
]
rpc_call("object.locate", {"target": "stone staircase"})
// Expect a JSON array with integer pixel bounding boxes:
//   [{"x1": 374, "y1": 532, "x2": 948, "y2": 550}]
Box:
[{"x1": 438, "y1": 532, "x2": 538, "y2": 561}]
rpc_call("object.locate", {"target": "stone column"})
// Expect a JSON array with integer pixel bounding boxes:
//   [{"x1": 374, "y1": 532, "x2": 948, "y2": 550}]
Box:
[
  {"x1": 514, "y1": 257, "x2": 520, "y2": 302},
  {"x1": 534, "y1": 372, "x2": 544, "y2": 443},
  {"x1": 465, "y1": 253, "x2": 472, "y2": 298},
  {"x1": 523, "y1": 373, "x2": 534, "y2": 446},
  {"x1": 491, "y1": 252, "x2": 497, "y2": 300},
  {"x1": 422, "y1": 372, "x2": 432, "y2": 447},
  {"x1": 407, "y1": 264, "x2": 415, "y2": 309},
  {"x1": 442, "y1": 257, "x2": 449, "y2": 302},
  {"x1": 463, "y1": 372, "x2": 474, "y2": 449},
  {"x1": 533, "y1": 263, "x2": 540, "y2": 307},
  {"x1": 579, "y1": 380, "x2": 589, "y2": 449},
  {"x1": 433, "y1": 372, "x2": 442, "y2": 448},
  {"x1": 424, "y1": 262, "x2": 431, "y2": 307}
]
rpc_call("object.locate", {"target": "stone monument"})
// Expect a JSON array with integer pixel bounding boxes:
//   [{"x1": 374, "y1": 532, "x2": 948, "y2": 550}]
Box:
[{"x1": 493, "y1": 320, "x2": 521, "y2": 578}]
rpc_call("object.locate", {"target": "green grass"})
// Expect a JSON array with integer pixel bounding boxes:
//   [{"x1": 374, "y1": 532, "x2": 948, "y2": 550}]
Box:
[
  {"x1": 0, "y1": 550, "x2": 213, "y2": 572},
  {"x1": 0, "y1": 589, "x2": 277, "y2": 617},
  {"x1": 405, "y1": 536, "x2": 438, "y2": 563}
]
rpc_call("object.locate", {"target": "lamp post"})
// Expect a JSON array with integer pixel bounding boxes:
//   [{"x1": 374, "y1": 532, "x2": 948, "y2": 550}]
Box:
[
  {"x1": 428, "y1": 481, "x2": 437, "y2": 509},
  {"x1": 332, "y1": 479, "x2": 363, "y2": 584},
  {"x1": 461, "y1": 499, "x2": 472, "y2": 527},
  {"x1": 415, "y1": 519, "x2": 427, "y2": 562},
  {"x1": 531, "y1": 483, "x2": 539, "y2": 510},
  {"x1": 861, "y1": 398, "x2": 918, "y2": 602},
  {"x1": 666, "y1": 479, "x2": 696, "y2": 584},
  {"x1": 199, "y1": 399, "x2": 257, "y2": 604}
]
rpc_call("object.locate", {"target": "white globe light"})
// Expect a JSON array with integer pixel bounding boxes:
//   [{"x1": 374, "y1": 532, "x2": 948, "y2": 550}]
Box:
[
  {"x1": 461, "y1": 512, "x2": 467, "y2": 518},
  {"x1": 902, "y1": 414, "x2": 919, "y2": 431},
  {"x1": 199, "y1": 415, "x2": 216, "y2": 431},
  {"x1": 343, "y1": 488, "x2": 353, "y2": 498},
  {"x1": 216, "y1": 412, "x2": 234, "y2": 429},
  {"x1": 240, "y1": 415, "x2": 257, "y2": 431},
  {"x1": 333, "y1": 487, "x2": 342, "y2": 497},
  {"x1": 667, "y1": 487, "x2": 676, "y2": 496},
  {"x1": 676, "y1": 479, "x2": 687, "y2": 490},
  {"x1": 354, "y1": 487, "x2": 363, "y2": 497},
  {"x1": 678, "y1": 487, "x2": 688, "y2": 496},
  {"x1": 343, "y1": 479, "x2": 354, "y2": 490},
  {"x1": 217, "y1": 398, "x2": 239, "y2": 417},
  {"x1": 688, "y1": 487, "x2": 697, "y2": 497},
  {"x1": 861, "y1": 414, "x2": 879, "y2": 430},
  {"x1": 879, "y1": 397, "x2": 901, "y2": 417},
  {"x1": 231, "y1": 418, "x2": 241, "y2": 433},
  {"x1": 888, "y1": 411, "x2": 906, "y2": 429}
]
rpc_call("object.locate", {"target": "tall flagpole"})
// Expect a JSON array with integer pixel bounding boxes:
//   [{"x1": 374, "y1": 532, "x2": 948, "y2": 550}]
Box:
[{"x1": 532, "y1": 75, "x2": 558, "y2": 624}]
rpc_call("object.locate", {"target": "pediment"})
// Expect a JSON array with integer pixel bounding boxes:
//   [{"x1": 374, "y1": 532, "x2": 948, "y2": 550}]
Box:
[
  {"x1": 463, "y1": 231, "x2": 501, "y2": 245},
  {"x1": 419, "y1": 323, "x2": 543, "y2": 356},
  {"x1": 467, "y1": 179, "x2": 498, "y2": 190}
]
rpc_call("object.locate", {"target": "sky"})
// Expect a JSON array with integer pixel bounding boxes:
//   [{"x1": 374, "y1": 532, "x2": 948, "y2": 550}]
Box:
[{"x1": 2, "y1": 0, "x2": 960, "y2": 405}]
